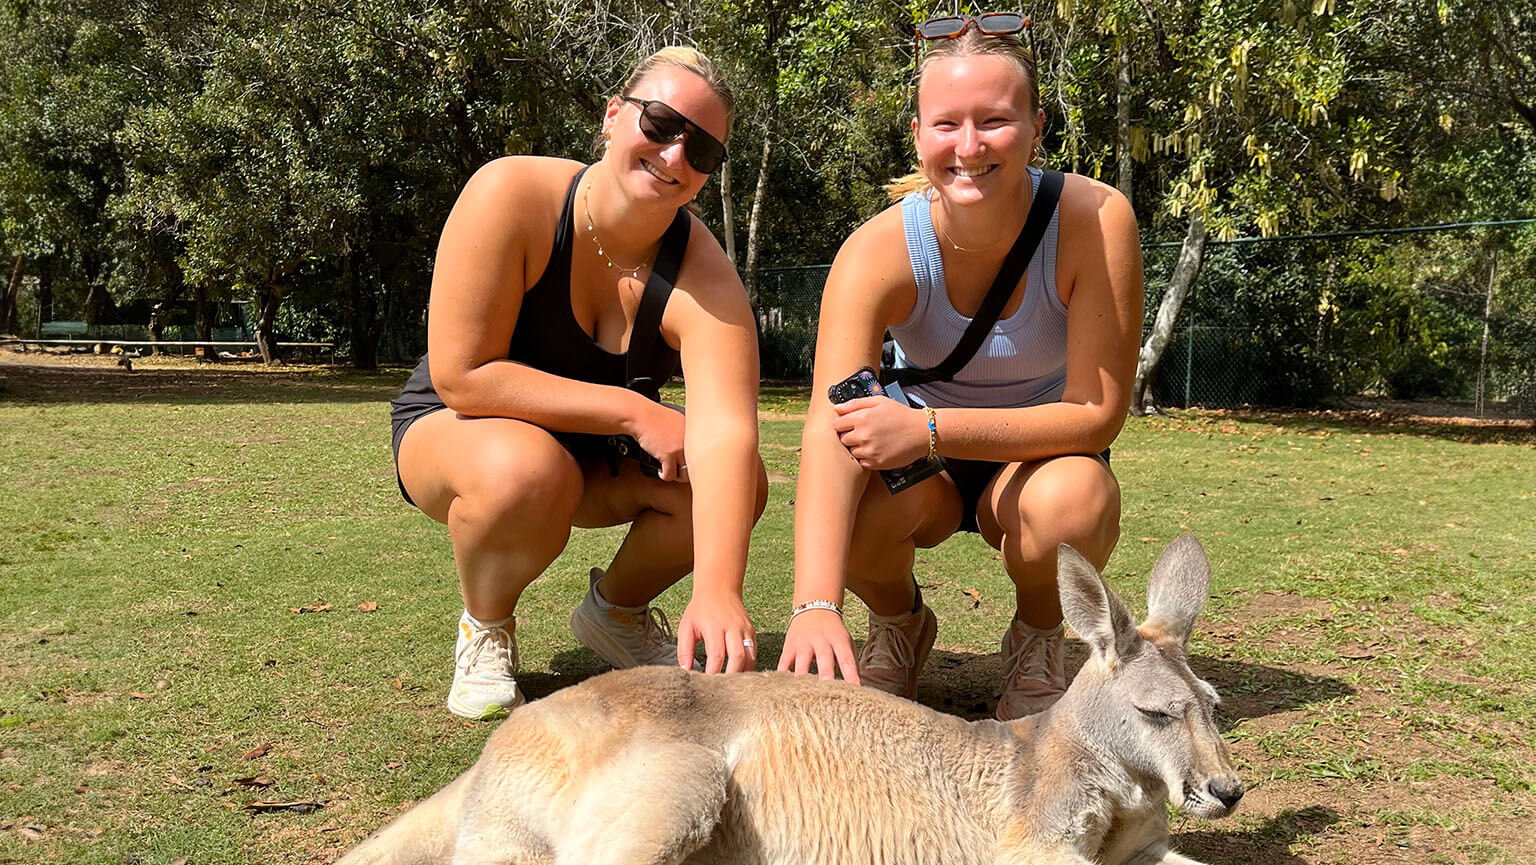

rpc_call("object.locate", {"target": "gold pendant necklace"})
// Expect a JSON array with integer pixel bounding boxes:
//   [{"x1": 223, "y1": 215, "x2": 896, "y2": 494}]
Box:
[
  {"x1": 937, "y1": 217, "x2": 980, "y2": 253},
  {"x1": 582, "y1": 181, "x2": 649, "y2": 279}
]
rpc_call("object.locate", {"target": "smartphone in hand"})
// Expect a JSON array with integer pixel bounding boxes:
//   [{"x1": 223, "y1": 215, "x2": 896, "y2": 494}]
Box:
[{"x1": 827, "y1": 367, "x2": 944, "y2": 494}]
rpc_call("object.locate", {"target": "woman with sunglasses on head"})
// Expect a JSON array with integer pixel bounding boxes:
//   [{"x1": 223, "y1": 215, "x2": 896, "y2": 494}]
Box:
[
  {"x1": 390, "y1": 46, "x2": 767, "y2": 720},
  {"x1": 779, "y1": 15, "x2": 1143, "y2": 720}
]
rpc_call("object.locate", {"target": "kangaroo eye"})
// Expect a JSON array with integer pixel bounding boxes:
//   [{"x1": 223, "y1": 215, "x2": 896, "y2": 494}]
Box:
[{"x1": 1137, "y1": 706, "x2": 1176, "y2": 724}]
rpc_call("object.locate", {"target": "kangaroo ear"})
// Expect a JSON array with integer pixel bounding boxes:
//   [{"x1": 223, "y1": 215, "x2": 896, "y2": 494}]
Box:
[
  {"x1": 1057, "y1": 544, "x2": 1140, "y2": 664},
  {"x1": 1144, "y1": 533, "x2": 1211, "y2": 647}
]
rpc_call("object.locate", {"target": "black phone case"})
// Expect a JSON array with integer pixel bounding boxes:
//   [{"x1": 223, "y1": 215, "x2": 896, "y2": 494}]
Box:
[
  {"x1": 827, "y1": 367, "x2": 945, "y2": 495},
  {"x1": 606, "y1": 434, "x2": 662, "y2": 477}
]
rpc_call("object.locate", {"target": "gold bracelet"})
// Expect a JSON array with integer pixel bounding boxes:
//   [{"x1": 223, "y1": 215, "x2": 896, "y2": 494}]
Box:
[{"x1": 924, "y1": 405, "x2": 937, "y2": 460}]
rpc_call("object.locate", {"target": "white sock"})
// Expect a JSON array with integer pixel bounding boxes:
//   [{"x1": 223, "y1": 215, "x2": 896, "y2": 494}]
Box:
[
  {"x1": 463, "y1": 610, "x2": 513, "y2": 630},
  {"x1": 1012, "y1": 617, "x2": 1064, "y2": 637}
]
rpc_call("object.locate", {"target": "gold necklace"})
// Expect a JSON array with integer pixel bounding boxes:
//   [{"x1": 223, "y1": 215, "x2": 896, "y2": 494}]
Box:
[
  {"x1": 582, "y1": 182, "x2": 650, "y2": 279},
  {"x1": 936, "y1": 216, "x2": 982, "y2": 253}
]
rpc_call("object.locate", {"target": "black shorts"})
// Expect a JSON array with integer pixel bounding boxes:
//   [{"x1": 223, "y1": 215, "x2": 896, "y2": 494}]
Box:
[{"x1": 942, "y1": 448, "x2": 1112, "y2": 534}]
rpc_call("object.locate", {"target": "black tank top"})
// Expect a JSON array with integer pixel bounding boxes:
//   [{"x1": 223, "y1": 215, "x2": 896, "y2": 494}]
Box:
[{"x1": 390, "y1": 166, "x2": 691, "y2": 424}]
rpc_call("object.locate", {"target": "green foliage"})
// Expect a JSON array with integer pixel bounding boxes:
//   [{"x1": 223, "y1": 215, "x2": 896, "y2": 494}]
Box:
[{"x1": 0, "y1": 0, "x2": 1530, "y2": 386}]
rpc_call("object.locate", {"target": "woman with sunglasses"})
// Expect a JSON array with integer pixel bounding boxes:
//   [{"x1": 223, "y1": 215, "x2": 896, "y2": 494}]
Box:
[
  {"x1": 389, "y1": 47, "x2": 766, "y2": 720},
  {"x1": 780, "y1": 16, "x2": 1144, "y2": 720}
]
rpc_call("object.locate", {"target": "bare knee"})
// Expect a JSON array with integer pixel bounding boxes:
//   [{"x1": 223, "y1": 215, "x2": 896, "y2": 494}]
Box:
[
  {"x1": 752, "y1": 457, "x2": 770, "y2": 522},
  {"x1": 454, "y1": 438, "x2": 583, "y2": 540},
  {"x1": 1009, "y1": 458, "x2": 1121, "y2": 567}
]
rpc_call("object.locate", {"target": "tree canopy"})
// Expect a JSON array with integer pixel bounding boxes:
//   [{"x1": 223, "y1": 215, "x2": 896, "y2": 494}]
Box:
[{"x1": 1, "y1": 0, "x2": 1530, "y2": 407}]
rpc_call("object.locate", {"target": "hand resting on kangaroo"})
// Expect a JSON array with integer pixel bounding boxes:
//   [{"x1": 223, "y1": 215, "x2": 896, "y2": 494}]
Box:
[{"x1": 336, "y1": 534, "x2": 1242, "y2": 865}]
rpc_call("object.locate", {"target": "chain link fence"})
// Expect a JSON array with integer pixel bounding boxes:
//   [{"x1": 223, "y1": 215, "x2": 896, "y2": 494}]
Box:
[{"x1": 755, "y1": 224, "x2": 1536, "y2": 418}]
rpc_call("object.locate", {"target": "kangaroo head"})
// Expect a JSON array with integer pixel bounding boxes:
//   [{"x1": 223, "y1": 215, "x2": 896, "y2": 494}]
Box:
[{"x1": 1054, "y1": 534, "x2": 1244, "y2": 819}]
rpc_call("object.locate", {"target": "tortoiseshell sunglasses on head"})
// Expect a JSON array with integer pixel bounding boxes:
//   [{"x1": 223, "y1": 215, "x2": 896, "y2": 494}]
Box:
[{"x1": 913, "y1": 12, "x2": 1032, "y2": 64}]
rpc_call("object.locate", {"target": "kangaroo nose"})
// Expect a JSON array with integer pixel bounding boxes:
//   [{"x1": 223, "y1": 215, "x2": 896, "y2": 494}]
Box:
[{"x1": 1207, "y1": 777, "x2": 1244, "y2": 810}]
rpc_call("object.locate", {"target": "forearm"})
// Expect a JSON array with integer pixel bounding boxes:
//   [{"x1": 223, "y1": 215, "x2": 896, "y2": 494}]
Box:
[
  {"x1": 791, "y1": 409, "x2": 867, "y2": 606},
  {"x1": 686, "y1": 421, "x2": 759, "y2": 596},
  {"x1": 931, "y1": 400, "x2": 1126, "y2": 463},
  {"x1": 436, "y1": 358, "x2": 658, "y2": 436}
]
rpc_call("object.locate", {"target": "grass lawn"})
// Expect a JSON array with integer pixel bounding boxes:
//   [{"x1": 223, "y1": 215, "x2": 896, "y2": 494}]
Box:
[{"x1": 2, "y1": 352, "x2": 1534, "y2": 864}]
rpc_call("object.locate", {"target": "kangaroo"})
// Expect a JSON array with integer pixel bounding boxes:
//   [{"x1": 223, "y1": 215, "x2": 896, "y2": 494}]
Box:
[{"x1": 336, "y1": 534, "x2": 1242, "y2": 865}]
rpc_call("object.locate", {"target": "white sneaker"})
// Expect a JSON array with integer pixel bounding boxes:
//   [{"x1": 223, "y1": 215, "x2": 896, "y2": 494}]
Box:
[
  {"x1": 569, "y1": 568, "x2": 679, "y2": 668},
  {"x1": 446, "y1": 612, "x2": 525, "y2": 720},
  {"x1": 995, "y1": 618, "x2": 1067, "y2": 721}
]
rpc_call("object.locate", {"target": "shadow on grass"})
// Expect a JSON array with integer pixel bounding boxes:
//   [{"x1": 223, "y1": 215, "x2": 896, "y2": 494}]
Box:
[
  {"x1": 1189, "y1": 405, "x2": 1535, "y2": 445},
  {"x1": 533, "y1": 633, "x2": 1352, "y2": 729},
  {"x1": 0, "y1": 362, "x2": 409, "y2": 405},
  {"x1": 1176, "y1": 805, "x2": 1341, "y2": 865}
]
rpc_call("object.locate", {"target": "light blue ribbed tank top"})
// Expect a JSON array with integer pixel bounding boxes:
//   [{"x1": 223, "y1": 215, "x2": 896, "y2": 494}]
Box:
[{"x1": 888, "y1": 167, "x2": 1067, "y2": 410}]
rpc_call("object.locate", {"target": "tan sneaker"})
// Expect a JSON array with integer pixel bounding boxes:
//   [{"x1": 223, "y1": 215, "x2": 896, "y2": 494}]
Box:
[
  {"x1": 569, "y1": 568, "x2": 679, "y2": 668},
  {"x1": 857, "y1": 603, "x2": 937, "y2": 700},
  {"x1": 995, "y1": 617, "x2": 1067, "y2": 721},
  {"x1": 446, "y1": 612, "x2": 525, "y2": 721}
]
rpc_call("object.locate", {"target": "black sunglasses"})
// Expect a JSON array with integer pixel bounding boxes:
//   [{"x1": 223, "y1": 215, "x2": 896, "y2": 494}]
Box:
[
  {"x1": 621, "y1": 96, "x2": 727, "y2": 175},
  {"x1": 913, "y1": 12, "x2": 1032, "y2": 62}
]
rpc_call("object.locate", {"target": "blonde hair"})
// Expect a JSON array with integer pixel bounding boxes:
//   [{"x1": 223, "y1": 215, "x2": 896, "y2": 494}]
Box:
[
  {"x1": 883, "y1": 29, "x2": 1042, "y2": 201},
  {"x1": 622, "y1": 46, "x2": 736, "y2": 132}
]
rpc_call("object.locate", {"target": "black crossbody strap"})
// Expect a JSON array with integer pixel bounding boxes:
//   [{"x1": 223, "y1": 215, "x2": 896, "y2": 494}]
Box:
[
  {"x1": 624, "y1": 208, "x2": 691, "y2": 400},
  {"x1": 889, "y1": 169, "x2": 1064, "y2": 387}
]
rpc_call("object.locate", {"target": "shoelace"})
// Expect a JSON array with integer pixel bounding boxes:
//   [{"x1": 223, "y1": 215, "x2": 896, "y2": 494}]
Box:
[
  {"x1": 642, "y1": 607, "x2": 674, "y2": 647},
  {"x1": 1001, "y1": 626, "x2": 1062, "y2": 692},
  {"x1": 863, "y1": 618, "x2": 917, "y2": 670},
  {"x1": 457, "y1": 625, "x2": 515, "y2": 678}
]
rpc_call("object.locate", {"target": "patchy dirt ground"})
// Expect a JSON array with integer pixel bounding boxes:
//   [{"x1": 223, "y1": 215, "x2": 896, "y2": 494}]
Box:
[
  {"x1": 904, "y1": 589, "x2": 1536, "y2": 865},
  {"x1": 4, "y1": 348, "x2": 1532, "y2": 865}
]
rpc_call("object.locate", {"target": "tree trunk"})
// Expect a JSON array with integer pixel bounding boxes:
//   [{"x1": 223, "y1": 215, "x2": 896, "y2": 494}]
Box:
[
  {"x1": 1131, "y1": 210, "x2": 1208, "y2": 415},
  {"x1": 720, "y1": 157, "x2": 737, "y2": 266},
  {"x1": 743, "y1": 97, "x2": 777, "y2": 307},
  {"x1": 82, "y1": 255, "x2": 115, "y2": 327},
  {"x1": 255, "y1": 287, "x2": 282, "y2": 364},
  {"x1": 2, "y1": 255, "x2": 21, "y2": 334},
  {"x1": 1315, "y1": 253, "x2": 1337, "y2": 353},
  {"x1": 194, "y1": 282, "x2": 220, "y2": 362},
  {"x1": 1115, "y1": 37, "x2": 1133, "y2": 204},
  {"x1": 37, "y1": 260, "x2": 53, "y2": 328},
  {"x1": 1476, "y1": 249, "x2": 1496, "y2": 417},
  {"x1": 148, "y1": 279, "x2": 182, "y2": 356},
  {"x1": 347, "y1": 250, "x2": 378, "y2": 370}
]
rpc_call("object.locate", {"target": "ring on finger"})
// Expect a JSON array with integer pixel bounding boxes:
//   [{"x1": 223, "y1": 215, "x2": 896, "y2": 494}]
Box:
[{"x1": 742, "y1": 638, "x2": 755, "y2": 649}]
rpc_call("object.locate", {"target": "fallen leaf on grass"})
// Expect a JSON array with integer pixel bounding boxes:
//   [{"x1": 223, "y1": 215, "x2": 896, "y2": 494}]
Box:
[
  {"x1": 127, "y1": 692, "x2": 152, "y2": 700},
  {"x1": 242, "y1": 800, "x2": 324, "y2": 814},
  {"x1": 16, "y1": 826, "x2": 44, "y2": 841},
  {"x1": 391, "y1": 677, "x2": 403, "y2": 690},
  {"x1": 233, "y1": 776, "x2": 274, "y2": 788},
  {"x1": 171, "y1": 858, "x2": 188, "y2": 865},
  {"x1": 962, "y1": 588, "x2": 982, "y2": 609},
  {"x1": 385, "y1": 761, "x2": 402, "y2": 769},
  {"x1": 290, "y1": 601, "x2": 333, "y2": 614},
  {"x1": 242, "y1": 743, "x2": 271, "y2": 760},
  {"x1": 356, "y1": 601, "x2": 378, "y2": 612}
]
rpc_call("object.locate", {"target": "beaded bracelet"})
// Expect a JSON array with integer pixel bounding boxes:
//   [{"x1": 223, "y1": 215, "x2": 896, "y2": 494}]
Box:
[
  {"x1": 924, "y1": 405, "x2": 938, "y2": 460},
  {"x1": 790, "y1": 600, "x2": 843, "y2": 620}
]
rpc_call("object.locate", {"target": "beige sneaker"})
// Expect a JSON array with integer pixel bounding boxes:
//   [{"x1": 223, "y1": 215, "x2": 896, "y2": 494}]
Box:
[
  {"x1": 569, "y1": 568, "x2": 679, "y2": 668},
  {"x1": 995, "y1": 617, "x2": 1067, "y2": 721},
  {"x1": 446, "y1": 612, "x2": 525, "y2": 721},
  {"x1": 857, "y1": 603, "x2": 937, "y2": 700}
]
